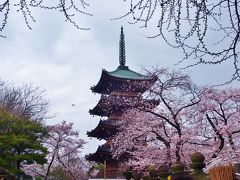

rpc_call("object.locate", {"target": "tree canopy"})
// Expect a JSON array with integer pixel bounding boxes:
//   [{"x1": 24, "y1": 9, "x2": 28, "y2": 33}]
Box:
[
  {"x1": 0, "y1": 108, "x2": 48, "y2": 175},
  {"x1": 112, "y1": 67, "x2": 240, "y2": 171},
  {"x1": 0, "y1": 81, "x2": 49, "y2": 122},
  {"x1": 0, "y1": 80, "x2": 88, "y2": 179},
  {"x1": 23, "y1": 121, "x2": 88, "y2": 180}
]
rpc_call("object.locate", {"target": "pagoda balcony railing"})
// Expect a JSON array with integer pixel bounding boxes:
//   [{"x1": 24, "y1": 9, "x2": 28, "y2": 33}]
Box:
[
  {"x1": 100, "y1": 94, "x2": 139, "y2": 104},
  {"x1": 98, "y1": 94, "x2": 159, "y2": 109},
  {"x1": 98, "y1": 144, "x2": 112, "y2": 153},
  {"x1": 89, "y1": 93, "x2": 159, "y2": 117},
  {"x1": 100, "y1": 119, "x2": 122, "y2": 126}
]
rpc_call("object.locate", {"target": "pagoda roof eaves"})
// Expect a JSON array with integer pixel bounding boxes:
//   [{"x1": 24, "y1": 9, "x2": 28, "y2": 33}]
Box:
[
  {"x1": 107, "y1": 65, "x2": 152, "y2": 80},
  {"x1": 91, "y1": 67, "x2": 156, "y2": 94},
  {"x1": 87, "y1": 119, "x2": 120, "y2": 139}
]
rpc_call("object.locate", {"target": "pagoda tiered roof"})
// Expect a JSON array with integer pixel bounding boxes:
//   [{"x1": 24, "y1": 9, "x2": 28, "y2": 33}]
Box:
[
  {"x1": 86, "y1": 143, "x2": 117, "y2": 163},
  {"x1": 91, "y1": 66, "x2": 156, "y2": 95},
  {"x1": 87, "y1": 27, "x2": 158, "y2": 169},
  {"x1": 89, "y1": 94, "x2": 159, "y2": 116},
  {"x1": 87, "y1": 119, "x2": 121, "y2": 140}
]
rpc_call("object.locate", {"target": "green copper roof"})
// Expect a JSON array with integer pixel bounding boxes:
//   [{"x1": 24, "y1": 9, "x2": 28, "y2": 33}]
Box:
[{"x1": 108, "y1": 66, "x2": 151, "y2": 80}]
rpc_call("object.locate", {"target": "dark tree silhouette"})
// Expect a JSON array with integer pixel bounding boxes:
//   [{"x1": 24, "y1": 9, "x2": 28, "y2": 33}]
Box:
[
  {"x1": 116, "y1": 0, "x2": 240, "y2": 82},
  {"x1": 0, "y1": 0, "x2": 92, "y2": 37}
]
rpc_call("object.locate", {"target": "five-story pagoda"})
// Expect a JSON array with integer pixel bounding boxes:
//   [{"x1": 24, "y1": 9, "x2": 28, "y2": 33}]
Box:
[{"x1": 86, "y1": 27, "x2": 158, "y2": 178}]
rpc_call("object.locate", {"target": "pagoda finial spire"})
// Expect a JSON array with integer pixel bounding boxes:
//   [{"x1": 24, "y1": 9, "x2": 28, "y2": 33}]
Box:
[{"x1": 119, "y1": 26, "x2": 126, "y2": 66}]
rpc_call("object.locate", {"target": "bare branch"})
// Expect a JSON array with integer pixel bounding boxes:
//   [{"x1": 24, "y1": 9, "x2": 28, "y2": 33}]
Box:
[
  {"x1": 118, "y1": 0, "x2": 240, "y2": 82},
  {"x1": 0, "y1": 0, "x2": 92, "y2": 37}
]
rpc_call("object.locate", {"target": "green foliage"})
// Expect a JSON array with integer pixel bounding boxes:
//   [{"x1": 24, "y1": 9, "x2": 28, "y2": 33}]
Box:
[
  {"x1": 158, "y1": 165, "x2": 170, "y2": 178},
  {"x1": 0, "y1": 166, "x2": 15, "y2": 179},
  {"x1": 190, "y1": 162, "x2": 205, "y2": 169},
  {"x1": 133, "y1": 171, "x2": 144, "y2": 180},
  {"x1": 0, "y1": 109, "x2": 48, "y2": 174},
  {"x1": 123, "y1": 170, "x2": 134, "y2": 180},
  {"x1": 145, "y1": 165, "x2": 156, "y2": 171},
  {"x1": 171, "y1": 162, "x2": 185, "y2": 175},
  {"x1": 93, "y1": 163, "x2": 104, "y2": 170},
  {"x1": 35, "y1": 177, "x2": 44, "y2": 180},
  {"x1": 149, "y1": 169, "x2": 159, "y2": 177},
  {"x1": 191, "y1": 152, "x2": 205, "y2": 163},
  {"x1": 190, "y1": 152, "x2": 208, "y2": 180},
  {"x1": 190, "y1": 152, "x2": 206, "y2": 170}
]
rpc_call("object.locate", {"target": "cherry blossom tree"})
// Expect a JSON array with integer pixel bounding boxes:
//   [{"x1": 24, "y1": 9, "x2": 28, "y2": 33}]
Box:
[
  {"x1": 112, "y1": 109, "x2": 172, "y2": 171},
  {"x1": 23, "y1": 121, "x2": 88, "y2": 180},
  {"x1": 112, "y1": 67, "x2": 240, "y2": 171},
  {"x1": 112, "y1": 68, "x2": 203, "y2": 170},
  {"x1": 195, "y1": 87, "x2": 240, "y2": 167}
]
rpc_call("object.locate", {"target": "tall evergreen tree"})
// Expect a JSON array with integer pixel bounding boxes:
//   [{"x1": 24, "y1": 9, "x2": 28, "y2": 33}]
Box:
[{"x1": 0, "y1": 108, "x2": 48, "y2": 175}]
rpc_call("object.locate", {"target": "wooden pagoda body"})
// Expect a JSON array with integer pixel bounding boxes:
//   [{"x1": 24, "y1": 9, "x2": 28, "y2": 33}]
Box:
[{"x1": 86, "y1": 27, "x2": 158, "y2": 178}]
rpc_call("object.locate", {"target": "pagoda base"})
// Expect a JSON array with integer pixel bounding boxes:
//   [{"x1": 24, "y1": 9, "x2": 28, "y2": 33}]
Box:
[{"x1": 95, "y1": 162, "x2": 124, "y2": 179}]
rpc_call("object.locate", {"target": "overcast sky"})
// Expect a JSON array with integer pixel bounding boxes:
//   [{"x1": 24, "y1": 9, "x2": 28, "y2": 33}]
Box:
[{"x1": 0, "y1": 0, "x2": 238, "y2": 155}]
